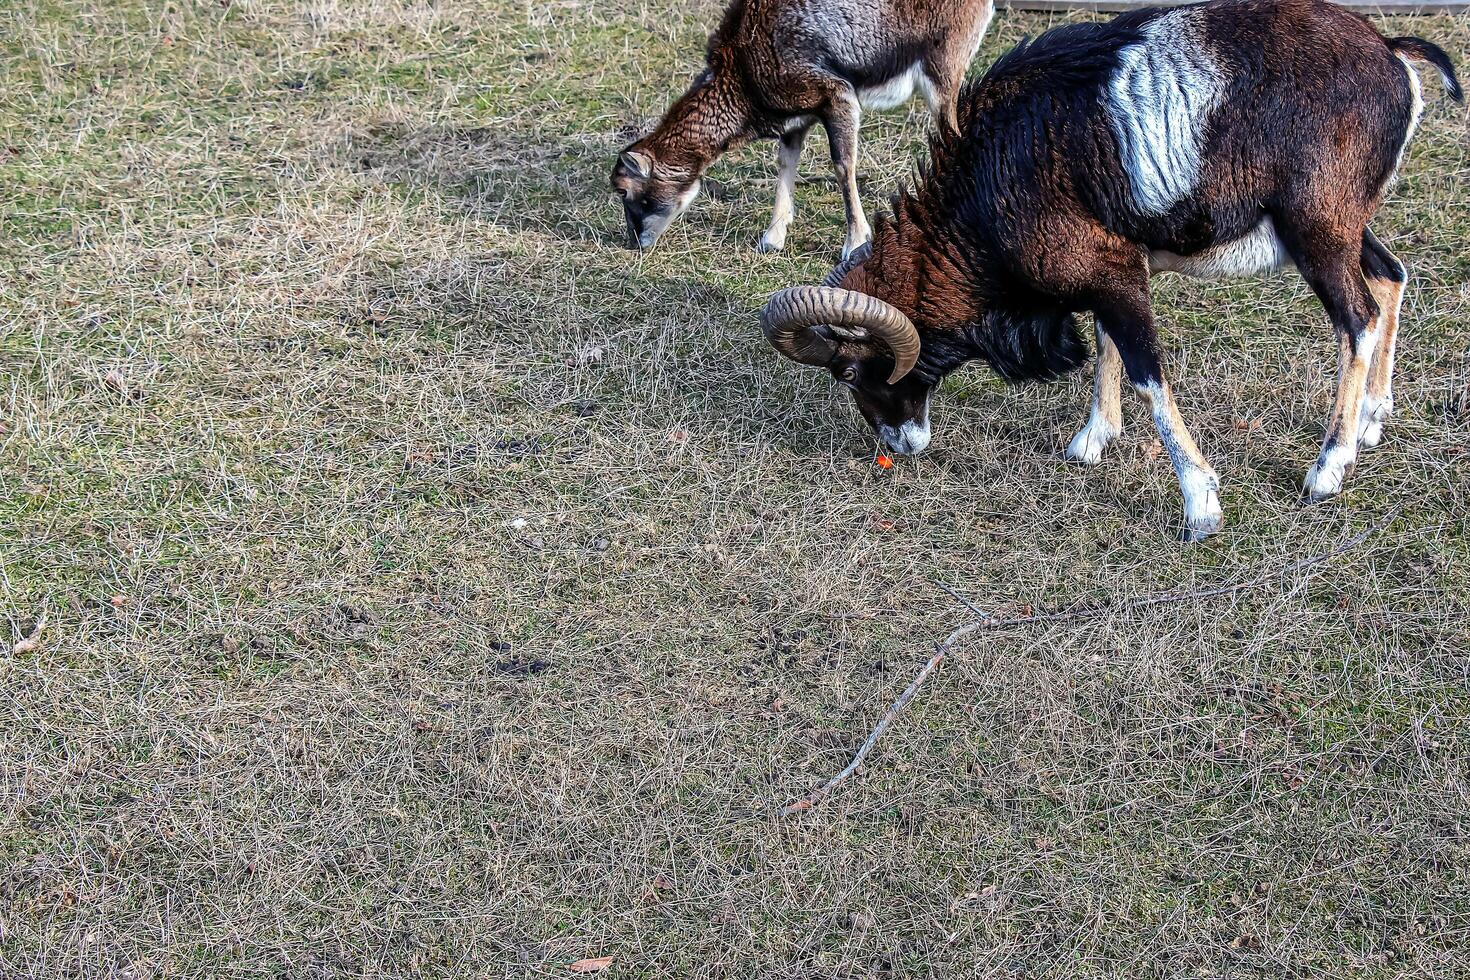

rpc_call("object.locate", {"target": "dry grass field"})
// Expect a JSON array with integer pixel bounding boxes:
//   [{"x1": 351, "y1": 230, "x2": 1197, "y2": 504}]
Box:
[{"x1": 3, "y1": 0, "x2": 1469, "y2": 976}]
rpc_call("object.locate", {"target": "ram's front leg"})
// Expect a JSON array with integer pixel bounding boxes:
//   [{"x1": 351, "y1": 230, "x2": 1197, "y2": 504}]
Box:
[
  {"x1": 820, "y1": 91, "x2": 871, "y2": 260},
  {"x1": 759, "y1": 124, "x2": 812, "y2": 253},
  {"x1": 1098, "y1": 294, "x2": 1222, "y2": 541},
  {"x1": 1137, "y1": 378, "x2": 1222, "y2": 540},
  {"x1": 1066, "y1": 322, "x2": 1124, "y2": 464}
]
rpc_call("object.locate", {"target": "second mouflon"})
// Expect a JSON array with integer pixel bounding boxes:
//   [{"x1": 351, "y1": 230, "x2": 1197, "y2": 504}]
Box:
[{"x1": 611, "y1": 0, "x2": 995, "y2": 258}]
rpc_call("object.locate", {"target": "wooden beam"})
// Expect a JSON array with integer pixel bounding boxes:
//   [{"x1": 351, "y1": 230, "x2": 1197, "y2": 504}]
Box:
[{"x1": 1000, "y1": 0, "x2": 1469, "y2": 11}]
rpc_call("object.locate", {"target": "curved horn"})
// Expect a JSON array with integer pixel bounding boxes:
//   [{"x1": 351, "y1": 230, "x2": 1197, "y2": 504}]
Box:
[
  {"x1": 756, "y1": 243, "x2": 876, "y2": 367},
  {"x1": 761, "y1": 284, "x2": 920, "y2": 384}
]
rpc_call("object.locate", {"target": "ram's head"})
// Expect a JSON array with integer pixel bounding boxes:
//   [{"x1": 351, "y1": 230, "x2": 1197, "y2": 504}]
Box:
[{"x1": 762, "y1": 246, "x2": 933, "y2": 454}]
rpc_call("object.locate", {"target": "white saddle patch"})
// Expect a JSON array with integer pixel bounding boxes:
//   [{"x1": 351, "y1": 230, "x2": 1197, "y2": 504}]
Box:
[
  {"x1": 1106, "y1": 11, "x2": 1225, "y2": 215},
  {"x1": 1150, "y1": 217, "x2": 1291, "y2": 280}
]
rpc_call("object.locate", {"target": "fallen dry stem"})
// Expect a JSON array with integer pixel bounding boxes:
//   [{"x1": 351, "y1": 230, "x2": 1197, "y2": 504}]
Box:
[
  {"x1": 779, "y1": 506, "x2": 1404, "y2": 815},
  {"x1": 780, "y1": 645, "x2": 949, "y2": 815},
  {"x1": 10, "y1": 612, "x2": 47, "y2": 656}
]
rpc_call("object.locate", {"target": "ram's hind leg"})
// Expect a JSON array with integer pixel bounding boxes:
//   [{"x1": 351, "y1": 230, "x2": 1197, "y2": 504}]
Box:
[
  {"x1": 1358, "y1": 228, "x2": 1406, "y2": 448},
  {"x1": 819, "y1": 90, "x2": 871, "y2": 260},
  {"x1": 1283, "y1": 221, "x2": 1383, "y2": 501},
  {"x1": 1066, "y1": 322, "x2": 1124, "y2": 464}
]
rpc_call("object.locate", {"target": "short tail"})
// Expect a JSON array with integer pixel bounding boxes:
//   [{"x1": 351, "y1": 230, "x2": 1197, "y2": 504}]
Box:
[{"x1": 1389, "y1": 36, "x2": 1464, "y2": 102}]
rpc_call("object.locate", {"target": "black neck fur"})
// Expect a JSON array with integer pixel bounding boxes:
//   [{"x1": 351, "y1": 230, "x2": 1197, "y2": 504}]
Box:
[{"x1": 881, "y1": 17, "x2": 1164, "y2": 386}]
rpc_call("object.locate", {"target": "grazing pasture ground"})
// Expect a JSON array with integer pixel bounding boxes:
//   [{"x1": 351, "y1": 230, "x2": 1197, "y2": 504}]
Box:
[{"x1": 2, "y1": 1, "x2": 1468, "y2": 976}]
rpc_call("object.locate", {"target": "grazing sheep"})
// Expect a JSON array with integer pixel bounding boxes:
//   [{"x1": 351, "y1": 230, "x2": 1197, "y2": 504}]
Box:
[
  {"x1": 760, "y1": 0, "x2": 1461, "y2": 539},
  {"x1": 611, "y1": 0, "x2": 995, "y2": 258}
]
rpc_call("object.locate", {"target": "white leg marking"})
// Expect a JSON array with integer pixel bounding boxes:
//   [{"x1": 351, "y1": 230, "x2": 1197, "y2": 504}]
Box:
[
  {"x1": 843, "y1": 217, "x2": 873, "y2": 260},
  {"x1": 1178, "y1": 466, "x2": 1222, "y2": 538},
  {"x1": 1067, "y1": 415, "x2": 1118, "y2": 465},
  {"x1": 759, "y1": 133, "x2": 804, "y2": 253},
  {"x1": 1359, "y1": 277, "x2": 1404, "y2": 449},
  {"x1": 1357, "y1": 394, "x2": 1392, "y2": 448},
  {"x1": 1067, "y1": 324, "x2": 1124, "y2": 464},
  {"x1": 1305, "y1": 327, "x2": 1381, "y2": 500},
  {"x1": 1138, "y1": 380, "x2": 1222, "y2": 540},
  {"x1": 1304, "y1": 441, "x2": 1356, "y2": 499}
]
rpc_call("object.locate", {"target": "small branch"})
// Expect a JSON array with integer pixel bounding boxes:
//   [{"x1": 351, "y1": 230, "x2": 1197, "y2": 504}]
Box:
[
  {"x1": 780, "y1": 642, "x2": 949, "y2": 815},
  {"x1": 778, "y1": 506, "x2": 1400, "y2": 815},
  {"x1": 934, "y1": 581, "x2": 991, "y2": 621},
  {"x1": 10, "y1": 612, "x2": 47, "y2": 656}
]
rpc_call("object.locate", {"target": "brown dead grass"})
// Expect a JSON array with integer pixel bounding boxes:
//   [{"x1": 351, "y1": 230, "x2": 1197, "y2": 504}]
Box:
[{"x1": 1, "y1": 1, "x2": 1468, "y2": 977}]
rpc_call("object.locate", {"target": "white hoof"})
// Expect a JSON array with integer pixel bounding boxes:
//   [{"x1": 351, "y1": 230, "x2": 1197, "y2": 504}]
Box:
[
  {"x1": 1304, "y1": 451, "x2": 1352, "y2": 501},
  {"x1": 1183, "y1": 509, "x2": 1223, "y2": 542},
  {"x1": 1181, "y1": 486, "x2": 1223, "y2": 542},
  {"x1": 1065, "y1": 420, "x2": 1117, "y2": 465},
  {"x1": 1357, "y1": 397, "x2": 1391, "y2": 449},
  {"x1": 758, "y1": 227, "x2": 788, "y2": 253}
]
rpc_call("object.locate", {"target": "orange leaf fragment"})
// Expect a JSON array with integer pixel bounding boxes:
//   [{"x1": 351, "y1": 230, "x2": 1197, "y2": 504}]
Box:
[{"x1": 569, "y1": 956, "x2": 614, "y2": 973}]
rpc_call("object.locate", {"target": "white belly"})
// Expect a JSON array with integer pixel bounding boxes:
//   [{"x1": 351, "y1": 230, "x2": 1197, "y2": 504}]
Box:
[
  {"x1": 857, "y1": 63, "x2": 927, "y2": 111},
  {"x1": 1149, "y1": 218, "x2": 1291, "y2": 280}
]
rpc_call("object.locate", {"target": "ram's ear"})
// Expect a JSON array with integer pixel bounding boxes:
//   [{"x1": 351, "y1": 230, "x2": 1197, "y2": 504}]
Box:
[{"x1": 618, "y1": 150, "x2": 653, "y2": 180}]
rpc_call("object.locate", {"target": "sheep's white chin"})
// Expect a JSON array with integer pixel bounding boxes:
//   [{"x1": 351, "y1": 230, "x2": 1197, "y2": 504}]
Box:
[
  {"x1": 878, "y1": 419, "x2": 931, "y2": 455},
  {"x1": 636, "y1": 180, "x2": 701, "y2": 249}
]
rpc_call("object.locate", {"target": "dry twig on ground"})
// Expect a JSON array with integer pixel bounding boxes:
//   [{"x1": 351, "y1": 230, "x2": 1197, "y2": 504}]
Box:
[
  {"x1": 779, "y1": 506, "x2": 1403, "y2": 815},
  {"x1": 10, "y1": 612, "x2": 47, "y2": 656}
]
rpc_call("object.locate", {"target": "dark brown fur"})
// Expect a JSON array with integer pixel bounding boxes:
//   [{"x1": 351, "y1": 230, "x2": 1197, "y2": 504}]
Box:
[{"x1": 776, "y1": 0, "x2": 1460, "y2": 537}]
